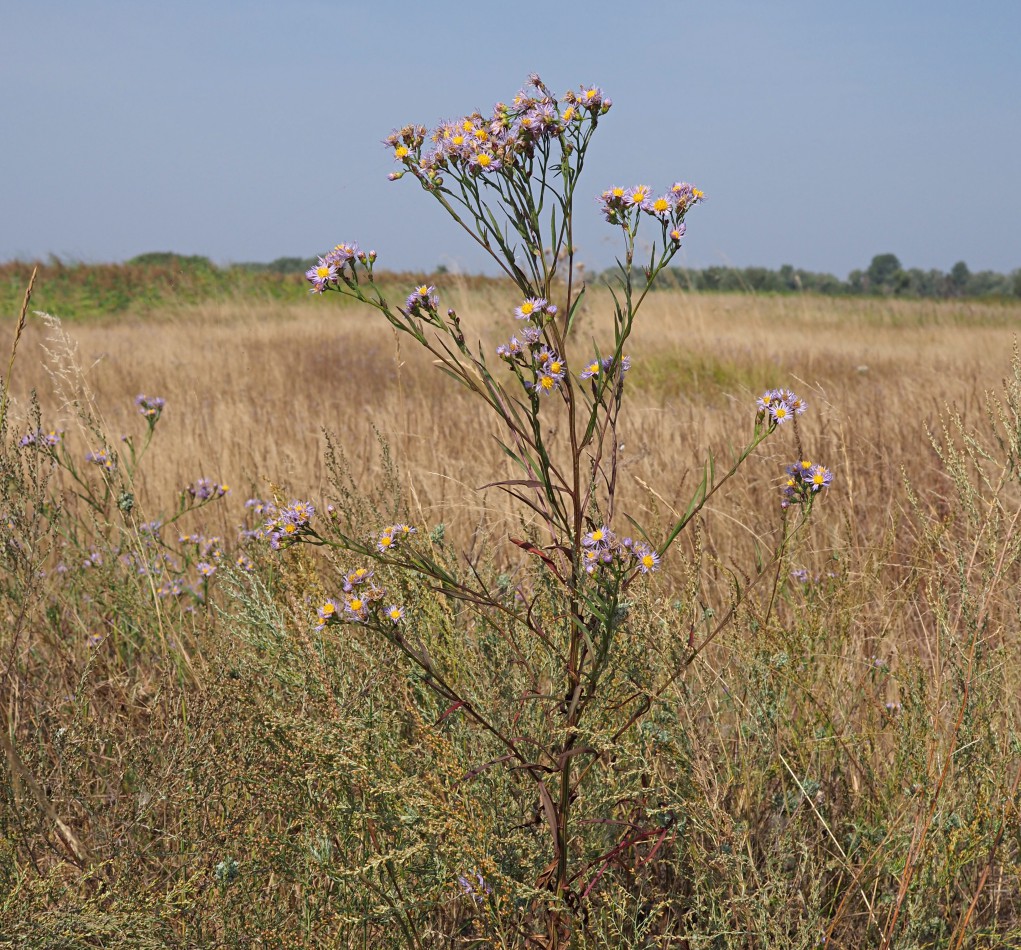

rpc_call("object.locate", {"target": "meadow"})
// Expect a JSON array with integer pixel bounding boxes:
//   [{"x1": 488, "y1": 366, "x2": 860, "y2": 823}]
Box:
[{"x1": 3, "y1": 278, "x2": 1021, "y2": 947}]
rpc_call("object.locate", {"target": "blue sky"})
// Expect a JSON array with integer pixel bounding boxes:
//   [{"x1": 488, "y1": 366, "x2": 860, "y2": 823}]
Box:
[{"x1": 3, "y1": 0, "x2": 1019, "y2": 277}]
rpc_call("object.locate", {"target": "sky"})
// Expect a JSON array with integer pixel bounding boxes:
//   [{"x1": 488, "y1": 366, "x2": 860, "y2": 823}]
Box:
[{"x1": 2, "y1": 0, "x2": 1020, "y2": 278}]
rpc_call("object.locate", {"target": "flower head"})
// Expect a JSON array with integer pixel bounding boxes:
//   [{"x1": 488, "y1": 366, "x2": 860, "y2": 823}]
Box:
[
  {"x1": 135, "y1": 394, "x2": 166, "y2": 421},
  {"x1": 305, "y1": 257, "x2": 338, "y2": 294}
]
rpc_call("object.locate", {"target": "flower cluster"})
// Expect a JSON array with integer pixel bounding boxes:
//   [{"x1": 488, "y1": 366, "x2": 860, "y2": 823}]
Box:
[
  {"x1": 781, "y1": 460, "x2": 834, "y2": 509},
  {"x1": 85, "y1": 449, "x2": 116, "y2": 472},
  {"x1": 19, "y1": 428, "x2": 61, "y2": 448},
  {"x1": 404, "y1": 284, "x2": 440, "y2": 317},
  {"x1": 316, "y1": 564, "x2": 405, "y2": 630},
  {"x1": 579, "y1": 354, "x2": 631, "y2": 381},
  {"x1": 263, "y1": 500, "x2": 316, "y2": 549},
  {"x1": 598, "y1": 181, "x2": 705, "y2": 235},
  {"x1": 376, "y1": 521, "x2": 416, "y2": 554},
  {"x1": 135, "y1": 393, "x2": 165, "y2": 422},
  {"x1": 186, "y1": 478, "x2": 230, "y2": 501},
  {"x1": 756, "y1": 388, "x2": 808, "y2": 427},
  {"x1": 385, "y1": 77, "x2": 611, "y2": 188},
  {"x1": 305, "y1": 242, "x2": 373, "y2": 294},
  {"x1": 580, "y1": 523, "x2": 660, "y2": 576}
]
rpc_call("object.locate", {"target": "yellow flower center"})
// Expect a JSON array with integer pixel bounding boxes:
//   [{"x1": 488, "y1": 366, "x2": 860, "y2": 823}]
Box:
[
  {"x1": 349, "y1": 598, "x2": 364, "y2": 611},
  {"x1": 476, "y1": 153, "x2": 492, "y2": 167},
  {"x1": 394, "y1": 145, "x2": 409, "y2": 159},
  {"x1": 653, "y1": 198, "x2": 670, "y2": 213},
  {"x1": 642, "y1": 554, "x2": 655, "y2": 568},
  {"x1": 316, "y1": 265, "x2": 330, "y2": 279},
  {"x1": 322, "y1": 603, "x2": 335, "y2": 616}
]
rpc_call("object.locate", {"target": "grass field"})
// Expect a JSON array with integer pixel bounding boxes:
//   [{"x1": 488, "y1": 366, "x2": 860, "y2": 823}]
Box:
[{"x1": 3, "y1": 282, "x2": 1021, "y2": 947}]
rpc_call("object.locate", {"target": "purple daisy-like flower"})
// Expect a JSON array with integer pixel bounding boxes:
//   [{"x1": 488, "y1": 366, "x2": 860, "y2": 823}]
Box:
[
  {"x1": 806, "y1": 465, "x2": 834, "y2": 491},
  {"x1": 386, "y1": 605, "x2": 404, "y2": 624},
  {"x1": 197, "y1": 561, "x2": 216, "y2": 579},
  {"x1": 646, "y1": 194, "x2": 673, "y2": 222},
  {"x1": 578, "y1": 86, "x2": 605, "y2": 111},
  {"x1": 769, "y1": 400, "x2": 794, "y2": 425},
  {"x1": 669, "y1": 223, "x2": 687, "y2": 244},
  {"x1": 305, "y1": 257, "x2": 338, "y2": 294},
  {"x1": 135, "y1": 394, "x2": 166, "y2": 420},
  {"x1": 344, "y1": 595, "x2": 369, "y2": 622},
  {"x1": 583, "y1": 525, "x2": 613, "y2": 549},
  {"x1": 324, "y1": 243, "x2": 360, "y2": 267},
  {"x1": 625, "y1": 185, "x2": 652, "y2": 207},
  {"x1": 600, "y1": 354, "x2": 631, "y2": 375},
  {"x1": 579, "y1": 359, "x2": 601, "y2": 380},
  {"x1": 282, "y1": 500, "x2": 314, "y2": 525},
  {"x1": 514, "y1": 297, "x2": 547, "y2": 321},
  {"x1": 315, "y1": 599, "x2": 340, "y2": 631},
  {"x1": 85, "y1": 449, "x2": 116, "y2": 472},
  {"x1": 634, "y1": 544, "x2": 661, "y2": 574}
]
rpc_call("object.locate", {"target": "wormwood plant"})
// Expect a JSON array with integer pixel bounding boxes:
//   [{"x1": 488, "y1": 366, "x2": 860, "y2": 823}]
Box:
[{"x1": 287, "y1": 76, "x2": 832, "y2": 942}]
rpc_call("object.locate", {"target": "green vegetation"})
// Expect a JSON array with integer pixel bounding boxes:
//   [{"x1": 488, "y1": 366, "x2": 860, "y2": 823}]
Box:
[
  {"x1": 614, "y1": 253, "x2": 1021, "y2": 300},
  {"x1": 4, "y1": 250, "x2": 1019, "y2": 322}
]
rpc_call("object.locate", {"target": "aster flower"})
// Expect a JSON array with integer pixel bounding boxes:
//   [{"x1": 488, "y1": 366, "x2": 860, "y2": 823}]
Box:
[
  {"x1": 305, "y1": 257, "x2": 338, "y2": 294},
  {"x1": 345, "y1": 567, "x2": 373, "y2": 590},
  {"x1": 578, "y1": 86, "x2": 605, "y2": 111},
  {"x1": 324, "y1": 242, "x2": 360, "y2": 267},
  {"x1": 188, "y1": 478, "x2": 229, "y2": 501},
  {"x1": 807, "y1": 464, "x2": 833, "y2": 491},
  {"x1": 345, "y1": 595, "x2": 369, "y2": 622},
  {"x1": 197, "y1": 561, "x2": 216, "y2": 578},
  {"x1": 135, "y1": 394, "x2": 166, "y2": 421},
  {"x1": 579, "y1": 360, "x2": 601, "y2": 380},
  {"x1": 668, "y1": 223, "x2": 687, "y2": 244},
  {"x1": 468, "y1": 150, "x2": 502, "y2": 174},
  {"x1": 377, "y1": 532, "x2": 396, "y2": 553},
  {"x1": 625, "y1": 185, "x2": 652, "y2": 207},
  {"x1": 646, "y1": 194, "x2": 673, "y2": 221},
  {"x1": 316, "y1": 599, "x2": 340, "y2": 631},
  {"x1": 405, "y1": 284, "x2": 439, "y2": 315},
  {"x1": 782, "y1": 389, "x2": 808, "y2": 414},
  {"x1": 532, "y1": 372, "x2": 562, "y2": 395},
  {"x1": 514, "y1": 297, "x2": 547, "y2": 321},
  {"x1": 600, "y1": 354, "x2": 631, "y2": 375},
  {"x1": 634, "y1": 544, "x2": 661, "y2": 574},
  {"x1": 85, "y1": 449, "x2": 116, "y2": 472},
  {"x1": 769, "y1": 400, "x2": 794, "y2": 425},
  {"x1": 386, "y1": 605, "x2": 405, "y2": 624},
  {"x1": 235, "y1": 554, "x2": 255, "y2": 572},
  {"x1": 583, "y1": 525, "x2": 612, "y2": 549}
]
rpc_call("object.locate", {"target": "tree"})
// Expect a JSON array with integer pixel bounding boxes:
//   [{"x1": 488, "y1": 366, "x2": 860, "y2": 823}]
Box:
[
  {"x1": 948, "y1": 260, "x2": 971, "y2": 296},
  {"x1": 866, "y1": 253, "x2": 903, "y2": 293}
]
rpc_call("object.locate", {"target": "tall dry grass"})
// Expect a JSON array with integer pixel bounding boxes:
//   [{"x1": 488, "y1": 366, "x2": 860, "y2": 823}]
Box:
[{"x1": 3, "y1": 286, "x2": 1021, "y2": 946}]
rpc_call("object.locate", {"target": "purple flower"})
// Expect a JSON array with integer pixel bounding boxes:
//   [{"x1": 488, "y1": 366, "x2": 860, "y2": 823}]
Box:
[
  {"x1": 135, "y1": 394, "x2": 166, "y2": 421},
  {"x1": 457, "y1": 870, "x2": 492, "y2": 903},
  {"x1": 187, "y1": 478, "x2": 229, "y2": 501},
  {"x1": 634, "y1": 544, "x2": 661, "y2": 574},
  {"x1": 514, "y1": 297, "x2": 548, "y2": 321},
  {"x1": 85, "y1": 449, "x2": 116, "y2": 472},
  {"x1": 305, "y1": 257, "x2": 338, "y2": 294},
  {"x1": 315, "y1": 599, "x2": 340, "y2": 631}
]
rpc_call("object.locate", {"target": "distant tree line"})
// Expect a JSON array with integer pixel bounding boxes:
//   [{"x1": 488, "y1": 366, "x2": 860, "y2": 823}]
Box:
[{"x1": 605, "y1": 254, "x2": 1021, "y2": 299}]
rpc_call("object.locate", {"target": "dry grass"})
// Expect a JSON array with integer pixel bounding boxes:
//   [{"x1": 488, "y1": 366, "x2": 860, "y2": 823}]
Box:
[
  {"x1": 4, "y1": 286, "x2": 1021, "y2": 947},
  {"x1": 4, "y1": 288, "x2": 1014, "y2": 526}
]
